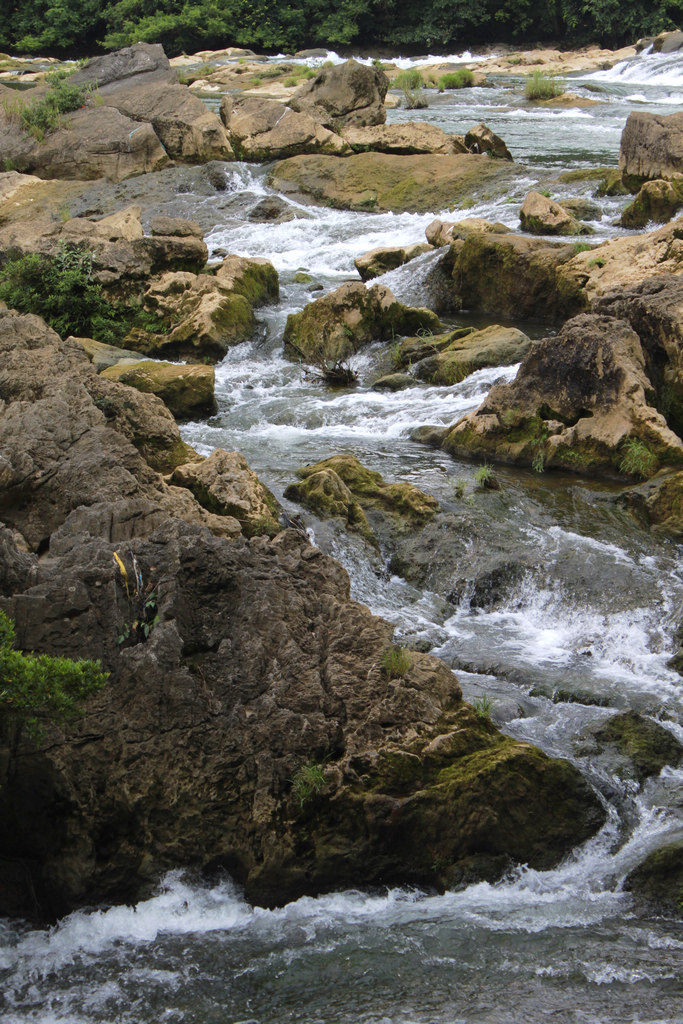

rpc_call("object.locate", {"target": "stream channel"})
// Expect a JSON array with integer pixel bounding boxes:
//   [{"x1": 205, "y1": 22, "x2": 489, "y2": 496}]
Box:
[{"x1": 2, "y1": 45, "x2": 683, "y2": 1024}]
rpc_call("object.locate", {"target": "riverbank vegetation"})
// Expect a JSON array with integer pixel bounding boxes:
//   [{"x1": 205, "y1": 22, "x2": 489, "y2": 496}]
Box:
[{"x1": 0, "y1": 0, "x2": 678, "y2": 59}]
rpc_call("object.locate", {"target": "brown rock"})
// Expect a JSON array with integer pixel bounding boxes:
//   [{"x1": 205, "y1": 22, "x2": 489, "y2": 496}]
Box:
[
  {"x1": 426, "y1": 217, "x2": 511, "y2": 246},
  {"x1": 620, "y1": 111, "x2": 683, "y2": 187},
  {"x1": 100, "y1": 360, "x2": 217, "y2": 420},
  {"x1": 520, "y1": 191, "x2": 588, "y2": 236},
  {"x1": 620, "y1": 177, "x2": 683, "y2": 228},
  {"x1": 342, "y1": 122, "x2": 465, "y2": 155},
  {"x1": 288, "y1": 59, "x2": 388, "y2": 128},
  {"x1": 220, "y1": 95, "x2": 349, "y2": 160},
  {"x1": 464, "y1": 123, "x2": 513, "y2": 160},
  {"x1": 354, "y1": 242, "x2": 431, "y2": 281},
  {"x1": 171, "y1": 449, "x2": 281, "y2": 536}
]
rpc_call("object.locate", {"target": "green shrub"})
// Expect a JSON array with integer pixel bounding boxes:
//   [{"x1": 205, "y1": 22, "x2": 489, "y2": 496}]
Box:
[
  {"x1": 0, "y1": 243, "x2": 166, "y2": 345},
  {"x1": 0, "y1": 610, "x2": 107, "y2": 739},
  {"x1": 20, "y1": 70, "x2": 90, "y2": 141},
  {"x1": 382, "y1": 644, "x2": 413, "y2": 679},
  {"x1": 439, "y1": 69, "x2": 474, "y2": 90},
  {"x1": 290, "y1": 761, "x2": 326, "y2": 807},
  {"x1": 524, "y1": 70, "x2": 563, "y2": 101},
  {"x1": 619, "y1": 438, "x2": 659, "y2": 479}
]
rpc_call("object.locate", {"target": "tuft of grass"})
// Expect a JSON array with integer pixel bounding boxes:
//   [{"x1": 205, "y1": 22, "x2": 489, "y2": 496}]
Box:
[
  {"x1": 438, "y1": 69, "x2": 474, "y2": 91},
  {"x1": 394, "y1": 68, "x2": 428, "y2": 109},
  {"x1": 474, "y1": 463, "x2": 494, "y2": 487},
  {"x1": 619, "y1": 437, "x2": 659, "y2": 479},
  {"x1": 524, "y1": 70, "x2": 563, "y2": 101},
  {"x1": 473, "y1": 695, "x2": 494, "y2": 719},
  {"x1": 290, "y1": 762, "x2": 326, "y2": 807},
  {"x1": 571, "y1": 241, "x2": 593, "y2": 255},
  {"x1": 453, "y1": 479, "x2": 467, "y2": 499},
  {"x1": 382, "y1": 644, "x2": 413, "y2": 679},
  {"x1": 19, "y1": 69, "x2": 90, "y2": 141}
]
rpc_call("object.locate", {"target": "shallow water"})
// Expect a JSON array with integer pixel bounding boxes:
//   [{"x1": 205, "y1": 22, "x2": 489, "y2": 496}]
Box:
[{"x1": 2, "y1": 45, "x2": 683, "y2": 1024}]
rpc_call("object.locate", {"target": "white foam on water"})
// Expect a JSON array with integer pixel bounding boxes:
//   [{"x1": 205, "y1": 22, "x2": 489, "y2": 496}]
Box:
[{"x1": 583, "y1": 50, "x2": 683, "y2": 87}]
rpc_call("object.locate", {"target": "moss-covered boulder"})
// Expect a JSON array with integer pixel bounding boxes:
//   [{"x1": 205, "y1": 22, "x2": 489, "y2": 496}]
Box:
[
  {"x1": 520, "y1": 191, "x2": 590, "y2": 236},
  {"x1": 594, "y1": 711, "x2": 683, "y2": 781},
  {"x1": 284, "y1": 702, "x2": 606, "y2": 896},
  {"x1": 625, "y1": 843, "x2": 683, "y2": 916},
  {"x1": 268, "y1": 151, "x2": 517, "y2": 214},
  {"x1": 100, "y1": 359, "x2": 217, "y2": 419},
  {"x1": 620, "y1": 177, "x2": 683, "y2": 228},
  {"x1": 171, "y1": 449, "x2": 282, "y2": 537},
  {"x1": 285, "y1": 453, "x2": 439, "y2": 544},
  {"x1": 410, "y1": 324, "x2": 532, "y2": 385},
  {"x1": 283, "y1": 282, "x2": 441, "y2": 364},
  {"x1": 617, "y1": 469, "x2": 683, "y2": 539},
  {"x1": 442, "y1": 314, "x2": 683, "y2": 478}
]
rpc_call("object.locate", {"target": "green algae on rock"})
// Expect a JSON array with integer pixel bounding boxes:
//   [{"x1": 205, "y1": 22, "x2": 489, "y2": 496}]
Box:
[{"x1": 100, "y1": 359, "x2": 217, "y2": 420}]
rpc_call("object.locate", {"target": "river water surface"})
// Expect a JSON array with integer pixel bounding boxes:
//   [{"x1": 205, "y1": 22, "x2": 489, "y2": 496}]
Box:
[{"x1": 1, "y1": 46, "x2": 682, "y2": 1024}]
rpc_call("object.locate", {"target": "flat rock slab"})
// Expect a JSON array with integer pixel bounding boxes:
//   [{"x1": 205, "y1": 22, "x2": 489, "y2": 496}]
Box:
[{"x1": 269, "y1": 152, "x2": 516, "y2": 214}]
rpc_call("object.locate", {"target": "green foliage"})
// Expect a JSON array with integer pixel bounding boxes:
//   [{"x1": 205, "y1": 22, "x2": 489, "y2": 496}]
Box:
[
  {"x1": 114, "y1": 552, "x2": 160, "y2": 646},
  {"x1": 524, "y1": 70, "x2": 563, "y2": 101},
  {"x1": 474, "y1": 463, "x2": 494, "y2": 487},
  {"x1": 381, "y1": 644, "x2": 413, "y2": 679},
  {"x1": 571, "y1": 241, "x2": 594, "y2": 255},
  {"x1": 619, "y1": 437, "x2": 659, "y2": 479},
  {"x1": 0, "y1": 610, "x2": 107, "y2": 739},
  {"x1": 0, "y1": 244, "x2": 166, "y2": 345},
  {"x1": 473, "y1": 694, "x2": 493, "y2": 719},
  {"x1": 20, "y1": 70, "x2": 90, "y2": 141},
  {"x1": 438, "y1": 69, "x2": 474, "y2": 90},
  {"x1": 394, "y1": 68, "x2": 428, "y2": 110},
  {"x1": 290, "y1": 761, "x2": 326, "y2": 807}
]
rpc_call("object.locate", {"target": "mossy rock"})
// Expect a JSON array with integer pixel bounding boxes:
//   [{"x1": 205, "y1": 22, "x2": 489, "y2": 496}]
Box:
[
  {"x1": 284, "y1": 468, "x2": 377, "y2": 546},
  {"x1": 412, "y1": 325, "x2": 532, "y2": 385},
  {"x1": 594, "y1": 710, "x2": 683, "y2": 781},
  {"x1": 100, "y1": 360, "x2": 217, "y2": 420},
  {"x1": 620, "y1": 178, "x2": 683, "y2": 229},
  {"x1": 286, "y1": 453, "x2": 439, "y2": 537},
  {"x1": 217, "y1": 256, "x2": 280, "y2": 307},
  {"x1": 624, "y1": 842, "x2": 683, "y2": 916}
]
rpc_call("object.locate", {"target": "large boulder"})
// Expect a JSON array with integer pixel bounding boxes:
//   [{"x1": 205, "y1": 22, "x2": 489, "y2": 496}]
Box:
[
  {"x1": 464, "y1": 123, "x2": 513, "y2": 160},
  {"x1": 593, "y1": 275, "x2": 683, "y2": 438},
  {"x1": 409, "y1": 324, "x2": 533, "y2": 385},
  {"x1": 520, "y1": 191, "x2": 589, "y2": 236},
  {"x1": 100, "y1": 360, "x2": 217, "y2": 420},
  {"x1": 287, "y1": 59, "x2": 388, "y2": 128},
  {"x1": 625, "y1": 842, "x2": 683, "y2": 917},
  {"x1": 283, "y1": 281, "x2": 441, "y2": 363},
  {"x1": 219, "y1": 95, "x2": 348, "y2": 160},
  {"x1": 620, "y1": 111, "x2": 683, "y2": 188},
  {"x1": 618, "y1": 469, "x2": 683, "y2": 539},
  {"x1": 69, "y1": 42, "x2": 176, "y2": 92},
  {"x1": 342, "y1": 122, "x2": 466, "y2": 155},
  {"x1": 426, "y1": 217, "x2": 511, "y2": 246},
  {"x1": 442, "y1": 313, "x2": 683, "y2": 478},
  {"x1": 593, "y1": 710, "x2": 683, "y2": 782},
  {"x1": 269, "y1": 151, "x2": 517, "y2": 214},
  {"x1": 620, "y1": 177, "x2": 683, "y2": 228}
]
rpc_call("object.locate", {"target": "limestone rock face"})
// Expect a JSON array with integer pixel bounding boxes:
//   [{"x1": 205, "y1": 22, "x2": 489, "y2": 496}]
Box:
[
  {"x1": 442, "y1": 313, "x2": 683, "y2": 478},
  {"x1": 220, "y1": 95, "x2": 349, "y2": 160},
  {"x1": 69, "y1": 42, "x2": 176, "y2": 92},
  {"x1": 170, "y1": 449, "x2": 281, "y2": 536},
  {"x1": 342, "y1": 122, "x2": 465, "y2": 155},
  {"x1": 0, "y1": 309, "x2": 607, "y2": 919},
  {"x1": 520, "y1": 191, "x2": 588, "y2": 236},
  {"x1": 283, "y1": 281, "x2": 441, "y2": 363},
  {"x1": 620, "y1": 111, "x2": 683, "y2": 186},
  {"x1": 288, "y1": 59, "x2": 388, "y2": 128},
  {"x1": 100, "y1": 360, "x2": 217, "y2": 420},
  {"x1": 354, "y1": 242, "x2": 431, "y2": 281}
]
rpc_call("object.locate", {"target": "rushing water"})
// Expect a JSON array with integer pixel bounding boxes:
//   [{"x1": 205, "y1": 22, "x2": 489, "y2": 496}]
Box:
[{"x1": 2, "y1": 46, "x2": 683, "y2": 1024}]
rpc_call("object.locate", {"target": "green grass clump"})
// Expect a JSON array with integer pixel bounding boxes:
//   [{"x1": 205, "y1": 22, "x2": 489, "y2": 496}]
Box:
[
  {"x1": 290, "y1": 762, "x2": 326, "y2": 807},
  {"x1": 394, "y1": 68, "x2": 428, "y2": 109},
  {"x1": 19, "y1": 69, "x2": 90, "y2": 141},
  {"x1": 0, "y1": 243, "x2": 166, "y2": 345},
  {"x1": 619, "y1": 438, "x2": 659, "y2": 479},
  {"x1": 473, "y1": 694, "x2": 493, "y2": 719},
  {"x1": 474, "y1": 463, "x2": 494, "y2": 487},
  {"x1": 382, "y1": 644, "x2": 413, "y2": 679},
  {"x1": 439, "y1": 69, "x2": 474, "y2": 90},
  {"x1": 524, "y1": 70, "x2": 563, "y2": 101},
  {"x1": 0, "y1": 610, "x2": 107, "y2": 740}
]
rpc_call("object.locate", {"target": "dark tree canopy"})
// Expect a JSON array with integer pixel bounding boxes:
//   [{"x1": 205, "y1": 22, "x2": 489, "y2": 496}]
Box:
[{"x1": 0, "y1": 0, "x2": 680, "y2": 57}]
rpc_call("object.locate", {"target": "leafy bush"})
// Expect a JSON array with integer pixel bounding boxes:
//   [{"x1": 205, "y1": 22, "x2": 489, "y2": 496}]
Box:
[
  {"x1": 439, "y1": 69, "x2": 474, "y2": 90},
  {"x1": 0, "y1": 610, "x2": 107, "y2": 738},
  {"x1": 394, "y1": 68, "x2": 428, "y2": 110},
  {"x1": 524, "y1": 70, "x2": 563, "y2": 101},
  {"x1": 20, "y1": 70, "x2": 90, "y2": 141},
  {"x1": 0, "y1": 244, "x2": 165, "y2": 345},
  {"x1": 382, "y1": 644, "x2": 413, "y2": 679}
]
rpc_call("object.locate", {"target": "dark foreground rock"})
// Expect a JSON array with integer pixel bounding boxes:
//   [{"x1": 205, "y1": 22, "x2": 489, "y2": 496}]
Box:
[
  {"x1": 0, "y1": 310, "x2": 606, "y2": 920},
  {"x1": 625, "y1": 843, "x2": 683, "y2": 917}
]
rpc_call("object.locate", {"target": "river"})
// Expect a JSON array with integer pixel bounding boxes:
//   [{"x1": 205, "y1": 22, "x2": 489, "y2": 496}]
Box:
[{"x1": 1, "y1": 45, "x2": 682, "y2": 1024}]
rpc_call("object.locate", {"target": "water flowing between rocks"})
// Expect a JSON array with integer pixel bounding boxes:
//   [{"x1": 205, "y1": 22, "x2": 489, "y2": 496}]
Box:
[{"x1": 1, "y1": 46, "x2": 682, "y2": 1024}]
